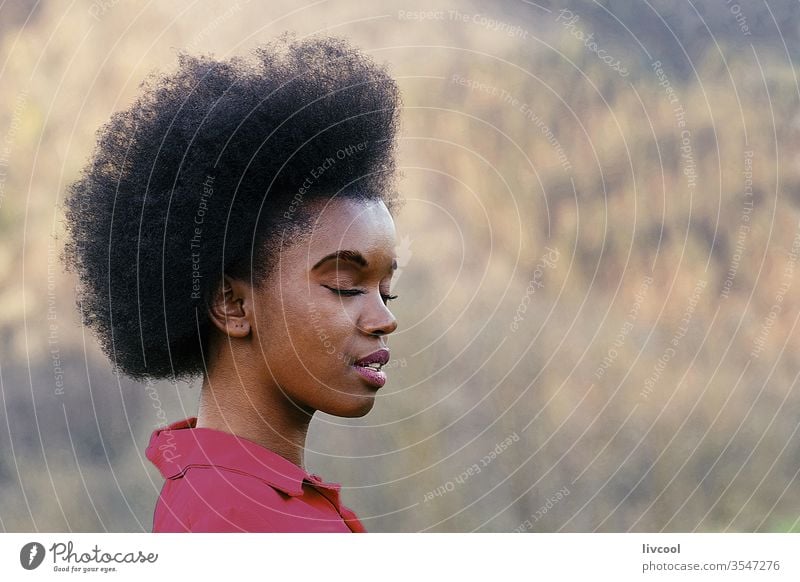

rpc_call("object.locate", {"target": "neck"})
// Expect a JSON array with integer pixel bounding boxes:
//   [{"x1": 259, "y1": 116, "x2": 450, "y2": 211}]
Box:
[{"x1": 195, "y1": 355, "x2": 314, "y2": 469}]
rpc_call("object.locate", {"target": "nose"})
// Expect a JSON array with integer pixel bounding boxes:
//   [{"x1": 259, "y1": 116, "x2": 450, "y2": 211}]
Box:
[{"x1": 358, "y1": 294, "x2": 398, "y2": 336}]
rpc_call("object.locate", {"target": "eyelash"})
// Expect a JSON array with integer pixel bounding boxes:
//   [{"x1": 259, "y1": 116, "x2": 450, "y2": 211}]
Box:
[{"x1": 322, "y1": 285, "x2": 398, "y2": 303}]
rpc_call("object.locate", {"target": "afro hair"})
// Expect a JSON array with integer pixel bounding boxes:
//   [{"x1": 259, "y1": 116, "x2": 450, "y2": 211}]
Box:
[{"x1": 63, "y1": 35, "x2": 401, "y2": 381}]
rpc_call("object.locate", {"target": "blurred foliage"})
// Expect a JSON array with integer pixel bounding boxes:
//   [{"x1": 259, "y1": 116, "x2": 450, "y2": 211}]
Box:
[{"x1": 1, "y1": 0, "x2": 799, "y2": 532}]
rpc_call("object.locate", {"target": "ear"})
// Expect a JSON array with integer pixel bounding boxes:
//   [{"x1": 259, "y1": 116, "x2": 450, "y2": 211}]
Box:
[{"x1": 207, "y1": 274, "x2": 252, "y2": 338}]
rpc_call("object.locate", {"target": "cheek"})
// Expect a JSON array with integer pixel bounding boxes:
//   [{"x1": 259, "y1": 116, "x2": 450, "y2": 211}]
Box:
[
  {"x1": 264, "y1": 293, "x2": 356, "y2": 366},
  {"x1": 303, "y1": 298, "x2": 356, "y2": 360}
]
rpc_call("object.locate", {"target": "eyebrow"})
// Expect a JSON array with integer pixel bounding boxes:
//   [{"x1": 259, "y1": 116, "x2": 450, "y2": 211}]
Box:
[{"x1": 311, "y1": 249, "x2": 397, "y2": 272}]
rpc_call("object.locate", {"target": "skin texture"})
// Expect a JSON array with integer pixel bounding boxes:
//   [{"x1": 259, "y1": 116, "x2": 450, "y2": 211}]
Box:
[{"x1": 196, "y1": 198, "x2": 399, "y2": 468}]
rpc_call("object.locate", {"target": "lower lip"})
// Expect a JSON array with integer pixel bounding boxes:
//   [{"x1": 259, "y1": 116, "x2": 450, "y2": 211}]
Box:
[{"x1": 352, "y1": 365, "x2": 387, "y2": 388}]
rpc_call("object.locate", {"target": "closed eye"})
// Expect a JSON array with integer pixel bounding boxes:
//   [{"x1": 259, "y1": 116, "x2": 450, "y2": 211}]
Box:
[
  {"x1": 322, "y1": 285, "x2": 398, "y2": 304},
  {"x1": 323, "y1": 285, "x2": 363, "y2": 297}
]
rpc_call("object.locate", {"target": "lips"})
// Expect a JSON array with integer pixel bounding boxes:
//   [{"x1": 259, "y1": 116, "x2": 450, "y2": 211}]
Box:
[
  {"x1": 352, "y1": 348, "x2": 390, "y2": 388},
  {"x1": 353, "y1": 348, "x2": 390, "y2": 368}
]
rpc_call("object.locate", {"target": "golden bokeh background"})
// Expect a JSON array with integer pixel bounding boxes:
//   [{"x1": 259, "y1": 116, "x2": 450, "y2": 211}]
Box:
[{"x1": 1, "y1": 0, "x2": 799, "y2": 532}]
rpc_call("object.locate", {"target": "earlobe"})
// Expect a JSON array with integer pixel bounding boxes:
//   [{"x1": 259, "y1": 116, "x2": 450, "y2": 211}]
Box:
[{"x1": 207, "y1": 275, "x2": 251, "y2": 338}]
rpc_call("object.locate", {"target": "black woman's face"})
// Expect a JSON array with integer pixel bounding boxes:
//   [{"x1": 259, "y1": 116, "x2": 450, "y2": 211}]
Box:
[{"x1": 251, "y1": 197, "x2": 399, "y2": 417}]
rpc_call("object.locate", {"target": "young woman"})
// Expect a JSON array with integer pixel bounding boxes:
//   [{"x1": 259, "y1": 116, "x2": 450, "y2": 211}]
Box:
[{"x1": 63, "y1": 35, "x2": 402, "y2": 532}]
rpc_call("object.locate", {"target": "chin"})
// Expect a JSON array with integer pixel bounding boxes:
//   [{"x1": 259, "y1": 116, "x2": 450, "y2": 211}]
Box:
[{"x1": 325, "y1": 395, "x2": 376, "y2": 418}]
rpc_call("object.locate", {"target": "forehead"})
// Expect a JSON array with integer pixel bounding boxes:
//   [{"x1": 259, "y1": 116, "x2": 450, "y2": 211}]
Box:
[
  {"x1": 292, "y1": 198, "x2": 397, "y2": 268},
  {"x1": 314, "y1": 197, "x2": 394, "y2": 239}
]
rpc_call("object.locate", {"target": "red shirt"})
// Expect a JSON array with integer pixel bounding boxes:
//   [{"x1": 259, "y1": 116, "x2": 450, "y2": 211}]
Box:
[{"x1": 145, "y1": 417, "x2": 366, "y2": 533}]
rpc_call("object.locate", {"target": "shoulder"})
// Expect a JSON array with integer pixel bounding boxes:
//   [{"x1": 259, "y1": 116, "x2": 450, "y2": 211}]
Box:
[{"x1": 158, "y1": 466, "x2": 288, "y2": 532}]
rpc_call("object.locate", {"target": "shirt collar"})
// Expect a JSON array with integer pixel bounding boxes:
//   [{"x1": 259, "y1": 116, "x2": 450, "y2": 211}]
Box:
[{"x1": 145, "y1": 417, "x2": 341, "y2": 497}]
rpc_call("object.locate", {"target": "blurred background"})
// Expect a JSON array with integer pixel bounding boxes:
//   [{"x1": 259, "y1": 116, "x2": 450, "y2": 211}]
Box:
[{"x1": 1, "y1": 0, "x2": 800, "y2": 532}]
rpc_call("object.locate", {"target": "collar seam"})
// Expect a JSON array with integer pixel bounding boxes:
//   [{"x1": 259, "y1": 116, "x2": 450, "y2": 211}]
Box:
[{"x1": 167, "y1": 463, "x2": 305, "y2": 497}]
